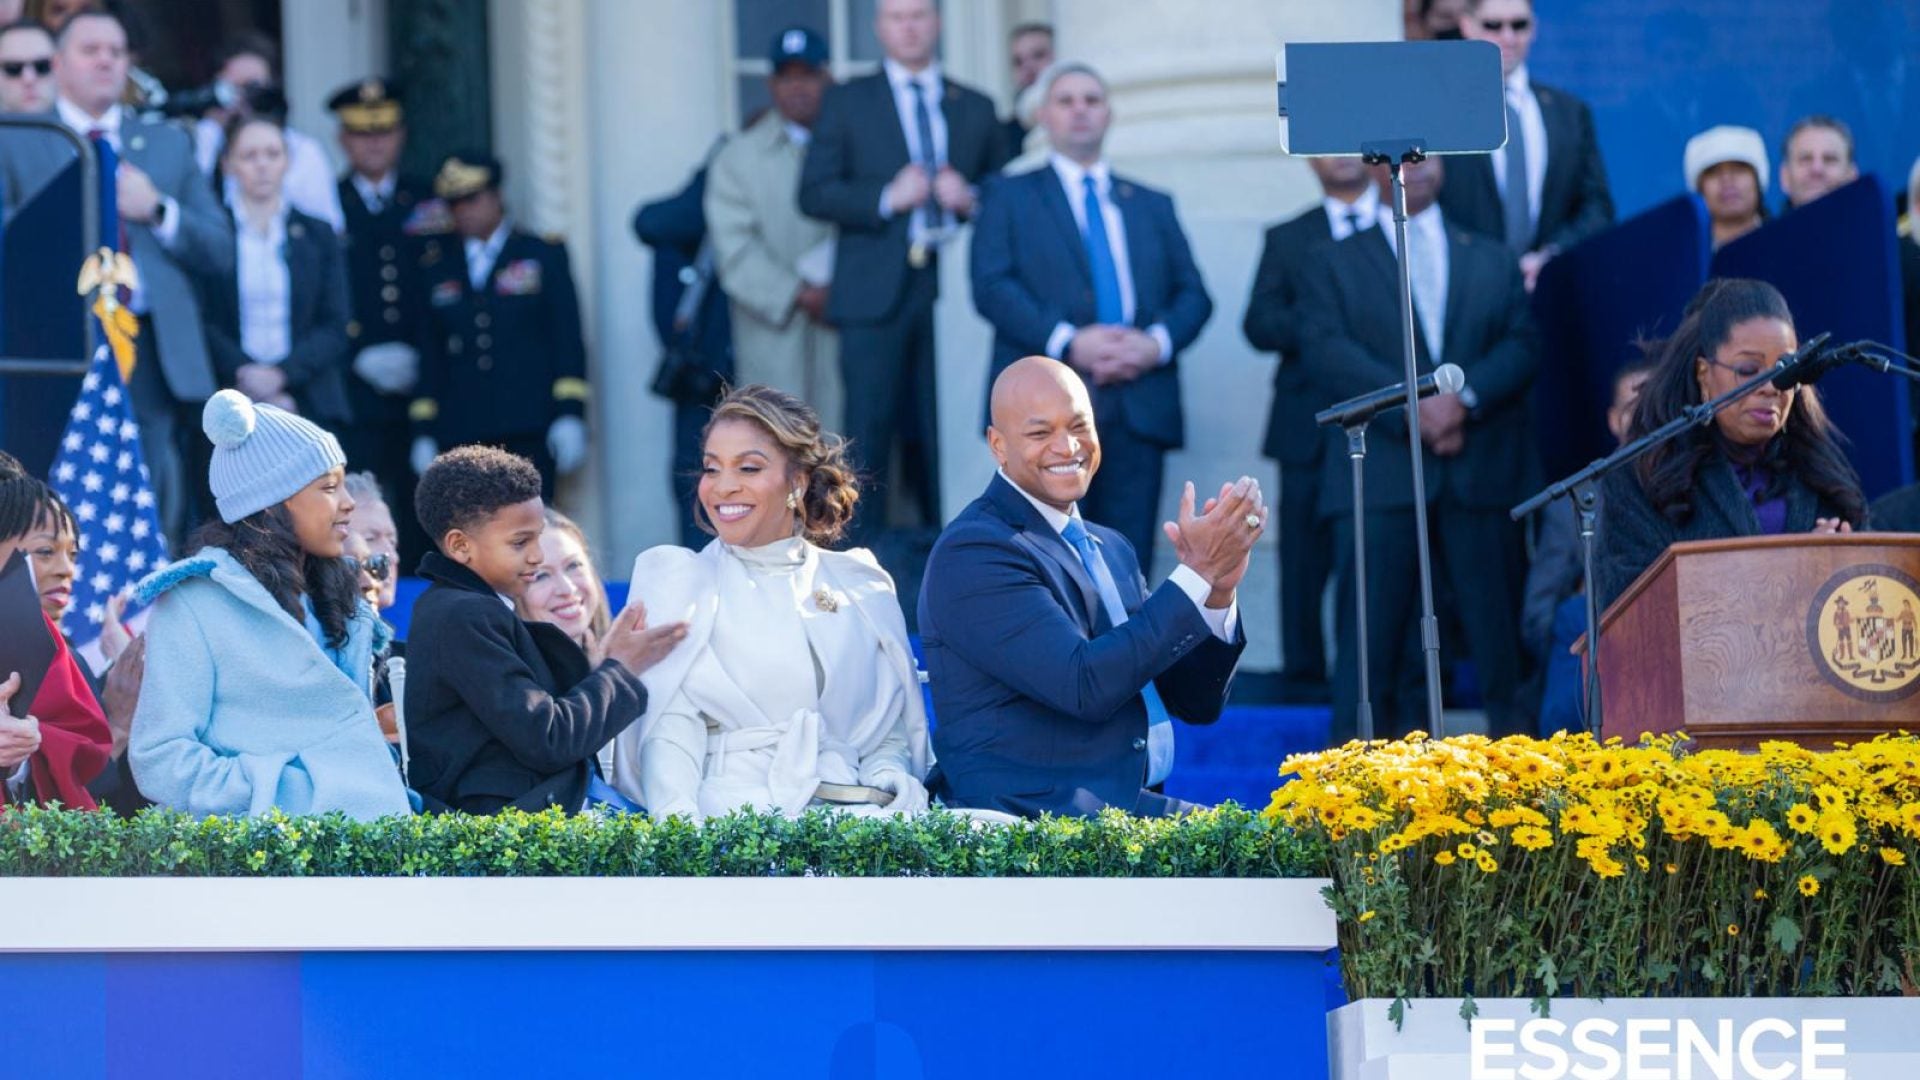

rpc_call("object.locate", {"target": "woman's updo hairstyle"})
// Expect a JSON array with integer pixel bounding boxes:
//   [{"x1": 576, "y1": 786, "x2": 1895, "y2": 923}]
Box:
[{"x1": 700, "y1": 384, "x2": 860, "y2": 546}]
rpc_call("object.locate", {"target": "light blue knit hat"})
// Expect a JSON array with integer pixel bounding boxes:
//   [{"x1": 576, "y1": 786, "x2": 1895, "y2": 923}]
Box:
[{"x1": 202, "y1": 389, "x2": 346, "y2": 523}]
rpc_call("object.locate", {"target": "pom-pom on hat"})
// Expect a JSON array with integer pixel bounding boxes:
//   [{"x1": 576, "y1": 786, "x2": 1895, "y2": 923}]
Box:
[{"x1": 202, "y1": 390, "x2": 346, "y2": 523}]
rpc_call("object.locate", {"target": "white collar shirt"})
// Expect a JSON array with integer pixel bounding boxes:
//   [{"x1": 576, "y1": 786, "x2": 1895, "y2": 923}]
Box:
[
  {"x1": 465, "y1": 220, "x2": 512, "y2": 291},
  {"x1": 231, "y1": 200, "x2": 291, "y2": 364},
  {"x1": 1494, "y1": 64, "x2": 1548, "y2": 241},
  {"x1": 1323, "y1": 183, "x2": 1382, "y2": 240}
]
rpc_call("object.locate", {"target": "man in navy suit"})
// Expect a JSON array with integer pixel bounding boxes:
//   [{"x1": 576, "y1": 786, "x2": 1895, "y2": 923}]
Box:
[
  {"x1": 971, "y1": 60, "x2": 1212, "y2": 567},
  {"x1": 1444, "y1": 0, "x2": 1613, "y2": 291},
  {"x1": 798, "y1": 0, "x2": 1009, "y2": 542},
  {"x1": 919, "y1": 357, "x2": 1258, "y2": 818}
]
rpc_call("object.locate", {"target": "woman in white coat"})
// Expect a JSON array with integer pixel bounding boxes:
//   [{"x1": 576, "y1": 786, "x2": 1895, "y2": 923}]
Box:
[{"x1": 614, "y1": 385, "x2": 929, "y2": 820}]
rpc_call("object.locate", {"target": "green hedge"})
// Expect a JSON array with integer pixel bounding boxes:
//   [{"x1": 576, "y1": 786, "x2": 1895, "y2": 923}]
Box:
[{"x1": 0, "y1": 804, "x2": 1322, "y2": 878}]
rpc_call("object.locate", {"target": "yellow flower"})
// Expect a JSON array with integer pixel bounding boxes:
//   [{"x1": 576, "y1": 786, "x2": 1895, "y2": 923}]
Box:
[
  {"x1": 1511, "y1": 826, "x2": 1554, "y2": 851},
  {"x1": 1881, "y1": 847, "x2": 1907, "y2": 867},
  {"x1": 1754, "y1": 888, "x2": 1769, "y2": 900},
  {"x1": 1456, "y1": 842, "x2": 1478, "y2": 859},
  {"x1": 1797, "y1": 875, "x2": 1820, "y2": 897},
  {"x1": 1358, "y1": 910, "x2": 1377, "y2": 923},
  {"x1": 1727, "y1": 924, "x2": 1740, "y2": 936},
  {"x1": 1817, "y1": 810, "x2": 1857, "y2": 856},
  {"x1": 1434, "y1": 851, "x2": 1457, "y2": 866},
  {"x1": 1634, "y1": 854, "x2": 1651, "y2": 871},
  {"x1": 1665, "y1": 863, "x2": 1678, "y2": 875},
  {"x1": 1785, "y1": 804, "x2": 1818, "y2": 834},
  {"x1": 1475, "y1": 851, "x2": 1499, "y2": 873}
]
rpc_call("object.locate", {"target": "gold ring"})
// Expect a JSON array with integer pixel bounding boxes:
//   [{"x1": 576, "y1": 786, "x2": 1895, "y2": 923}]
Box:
[{"x1": 1244, "y1": 512, "x2": 1262, "y2": 529}]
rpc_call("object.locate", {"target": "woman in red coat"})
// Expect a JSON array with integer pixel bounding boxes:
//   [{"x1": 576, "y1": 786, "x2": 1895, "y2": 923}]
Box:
[{"x1": 0, "y1": 455, "x2": 111, "y2": 808}]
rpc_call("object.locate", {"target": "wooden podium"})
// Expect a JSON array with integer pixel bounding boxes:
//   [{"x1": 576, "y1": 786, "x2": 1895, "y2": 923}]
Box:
[{"x1": 1590, "y1": 534, "x2": 1920, "y2": 748}]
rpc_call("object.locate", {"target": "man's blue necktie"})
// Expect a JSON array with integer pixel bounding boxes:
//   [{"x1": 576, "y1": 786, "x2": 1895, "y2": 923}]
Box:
[
  {"x1": 908, "y1": 79, "x2": 950, "y2": 237},
  {"x1": 1081, "y1": 174, "x2": 1124, "y2": 324},
  {"x1": 1061, "y1": 517, "x2": 1174, "y2": 784}
]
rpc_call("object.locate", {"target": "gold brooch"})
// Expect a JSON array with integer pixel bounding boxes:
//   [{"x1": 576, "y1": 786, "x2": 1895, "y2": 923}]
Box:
[{"x1": 813, "y1": 587, "x2": 840, "y2": 613}]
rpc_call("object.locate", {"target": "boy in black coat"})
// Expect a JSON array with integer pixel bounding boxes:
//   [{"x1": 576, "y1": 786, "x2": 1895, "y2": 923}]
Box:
[{"x1": 404, "y1": 447, "x2": 686, "y2": 813}]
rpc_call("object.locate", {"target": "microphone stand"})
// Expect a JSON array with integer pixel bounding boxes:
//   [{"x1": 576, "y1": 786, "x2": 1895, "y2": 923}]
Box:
[
  {"x1": 1361, "y1": 140, "x2": 1447, "y2": 738},
  {"x1": 1510, "y1": 352, "x2": 1813, "y2": 735},
  {"x1": 1345, "y1": 421, "x2": 1375, "y2": 742}
]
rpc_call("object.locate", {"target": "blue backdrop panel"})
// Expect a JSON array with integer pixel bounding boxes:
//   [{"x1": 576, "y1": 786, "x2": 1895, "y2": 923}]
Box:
[
  {"x1": 1533, "y1": 1, "x2": 1920, "y2": 221},
  {"x1": 1530, "y1": 195, "x2": 1709, "y2": 484},
  {"x1": 0, "y1": 949, "x2": 1329, "y2": 1079},
  {"x1": 0, "y1": 954, "x2": 108, "y2": 1077},
  {"x1": 1709, "y1": 176, "x2": 1914, "y2": 497}
]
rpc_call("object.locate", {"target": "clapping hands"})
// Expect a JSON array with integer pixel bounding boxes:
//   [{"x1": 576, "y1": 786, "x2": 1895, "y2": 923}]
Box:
[{"x1": 1162, "y1": 476, "x2": 1266, "y2": 606}]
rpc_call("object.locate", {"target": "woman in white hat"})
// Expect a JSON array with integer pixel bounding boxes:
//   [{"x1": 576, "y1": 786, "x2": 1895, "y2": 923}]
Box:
[{"x1": 1684, "y1": 125, "x2": 1769, "y2": 249}]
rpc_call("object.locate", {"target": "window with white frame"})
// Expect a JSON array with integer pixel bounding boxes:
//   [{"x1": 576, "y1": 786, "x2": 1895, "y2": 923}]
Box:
[{"x1": 727, "y1": 0, "x2": 945, "y2": 126}]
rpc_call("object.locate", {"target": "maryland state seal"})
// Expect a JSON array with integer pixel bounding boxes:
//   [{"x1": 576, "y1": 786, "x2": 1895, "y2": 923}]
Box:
[{"x1": 1807, "y1": 564, "x2": 1920, "y2": 703}]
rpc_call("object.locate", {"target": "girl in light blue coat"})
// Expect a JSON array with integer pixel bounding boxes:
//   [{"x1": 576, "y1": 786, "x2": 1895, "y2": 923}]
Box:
[{"x1": 129, "y1": 391, "x2": 410, "y2": 820}]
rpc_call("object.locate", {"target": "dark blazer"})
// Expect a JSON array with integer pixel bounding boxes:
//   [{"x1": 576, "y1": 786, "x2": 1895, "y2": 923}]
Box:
[
  {"x1": 918, "y1": 474, "x2": 1245, "y2": 818},
  {"x1": 1436, "y1": 80, "x2": 1614, "y2": 255},
  {"x1": 338, "y1": 174, "x2": 448, "y2": 426},
  {"x1": 1596, "y1": 451, "x2": 1858, "y2": 611},
  {"x1": 198, "y1": 206, "x2": 353, "y2": 425},
  {"x1": 403, "y1": 552, "x2": 645, "y2": 815},
  {"x1": 798, "y1": 70, "x2": 1010, "y2": 324},
  {"x1": 632, "y1": 164, "x2": 733, "y2": 379},
  {"x1": 1244, "y1": 204, "x2": 1337, "y2": 464},
  {"x1": 970, "y1": 166, "x2": 1212, "y2": 449},
  {"x1": 1296, "y1": 221, "x2": 1541, "y2": 516},
  {"x1": 412, "y1": 228, "x2": 588, "y2": 445}
]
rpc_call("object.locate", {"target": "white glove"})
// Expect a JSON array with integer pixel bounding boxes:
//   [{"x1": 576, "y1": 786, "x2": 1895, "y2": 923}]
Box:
[
  {"x1": 548, "y1": 415, "x2": 588, "y2": 476},
  {"x1": 351, "y1": 341, "x2": 421, "y2": 395},
  {"x1": 866, "y1": 768, "x2": 929, "y2": 815},
  {"x1": 410, "y1": 436, "x2": 438, "y2": 476}
]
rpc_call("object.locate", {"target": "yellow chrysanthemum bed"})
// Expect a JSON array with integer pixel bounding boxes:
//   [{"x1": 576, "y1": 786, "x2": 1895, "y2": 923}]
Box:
[{"x1": 1264, "y1": 732, "x2": 1920, "y2": 1014}]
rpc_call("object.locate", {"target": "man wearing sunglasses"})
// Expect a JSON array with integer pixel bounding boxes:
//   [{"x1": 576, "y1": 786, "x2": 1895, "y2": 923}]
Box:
[
  {"x1": 0, "y1": 20, "x2": 54, "y2": 113},
  {"x1": 1442, "y1": 0, "x2": 1613, "y2": 293}
]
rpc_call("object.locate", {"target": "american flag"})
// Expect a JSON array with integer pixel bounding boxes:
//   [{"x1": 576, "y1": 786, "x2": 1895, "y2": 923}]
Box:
[{"x1": 47, "y1": 340, "x2": 167, "y2": 644}]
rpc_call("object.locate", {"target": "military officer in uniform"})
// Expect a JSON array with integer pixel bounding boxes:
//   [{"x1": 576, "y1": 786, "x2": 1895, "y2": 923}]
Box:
[
  {"x1": 409, "y1": 151, "x2": 590, "y2": 498},
  {"x1": 328, "y1": 77, "x2": 448, "y2": 565}
]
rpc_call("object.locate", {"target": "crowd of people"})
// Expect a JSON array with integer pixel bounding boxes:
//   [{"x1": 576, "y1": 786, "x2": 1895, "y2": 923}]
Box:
[{"x1": 2, "y1": 0, "x2": 1919, "y2": 820}]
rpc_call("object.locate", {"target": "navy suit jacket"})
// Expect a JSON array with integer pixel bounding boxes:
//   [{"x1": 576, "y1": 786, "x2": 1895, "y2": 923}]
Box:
[
  {"x1": 970, "y1": 166, "x2": 1211, "y2": 449},
  {"x1": 797, "y1": 72, "x2": 1009, "y2": 324},
  {"x1": 918, "y1": 474, "x2": 1245, "y2": 818},
  {"x1": 198, "y1": 207, "x2": 353, "y2": 425}
]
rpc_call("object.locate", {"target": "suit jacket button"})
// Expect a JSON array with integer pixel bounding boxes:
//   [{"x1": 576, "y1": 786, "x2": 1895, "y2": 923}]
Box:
[
  {"x1": 475, "y1": 312, "x2": 492, "y2": 329},
  {"x1": 381, "y1": 285, "x2": 401, "y2": 302},
  {"x1": 380, "y1": 244, "x2": 397, "y2": 260},
  {"x1": 381, "y1": 264, "x2": 400, "y2": 282},
  {"x1": 383, "y1": 308, "x2": 402, "y2": 324},
  {"x1": 477, "y1": 356, "x2": 493, "y2": 371},
  {"x1": 476, "y1": 333, "x2": 493, "y2": 349},
  {"x1": 1131, "y1": 737, "x2": 1147, "y2": 751}
]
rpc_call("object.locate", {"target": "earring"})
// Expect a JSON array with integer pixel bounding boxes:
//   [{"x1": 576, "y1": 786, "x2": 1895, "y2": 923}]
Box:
[{"x1": 786, "y1": 489, "x2": 802, "y2": 511}]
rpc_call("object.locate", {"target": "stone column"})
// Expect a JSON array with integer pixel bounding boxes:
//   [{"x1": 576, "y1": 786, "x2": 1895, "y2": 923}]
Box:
[{"x1": 1045, "y1": 0, "x2": 1402, "y2": 669}]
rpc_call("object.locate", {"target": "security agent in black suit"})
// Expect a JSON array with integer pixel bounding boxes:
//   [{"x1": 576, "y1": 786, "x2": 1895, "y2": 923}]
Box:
[
  {"x1": 797, "y1": 0, "x2": 1011, "y2": 541},
  {"x1": 408, "y1": 152, "x2": 591, "y2": 499},
  {"x1": 327, "y1": 78, "x2": 449, "y2": 567},
  {"x1": 1243, "y1": 157, "x2": 1381, "y2": 701},
  {"x1": 1297, "y1": 158, "x2": 1541, "y2": 742},
  {"x1": 1442, "y1": 0, "x2": 1613, "y2": 291}
]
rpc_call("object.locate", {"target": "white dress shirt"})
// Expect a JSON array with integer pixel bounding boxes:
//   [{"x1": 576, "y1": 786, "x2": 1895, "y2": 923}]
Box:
[
  {"x1": 56, "y1": 95, "x2": 179, "y2": 310},
  {"x1": 1379, "y1": 204, "x2": 1451, "y2": 362},
  {"x1": 350, "y1": 171, "x2": 397, "y2": 213},
  {"x1": 1493, "y1": 64, "x2": 1548, "y2": 243},
  {"x1": 999, "y1": 469, "x2": 1238, "y2": 642},
  {"x1": 464, "y1": 220, "x2": 512, "y2": 290},
  {"x1": 877, "y1": 58, "x2": 949, "y2": 247},
  {"x1": 1324, "y1": 183, "x2": 1382, "y2": 240},
  {"x1": 194, "y1": 116, "x2": 346, "y2": 232},
  {"x1": 1043, "y1": 154, "x2": 1175, "y2": 366},
  {"x1": 231, "y1": 200, "x2": 291, "y2": 364}
]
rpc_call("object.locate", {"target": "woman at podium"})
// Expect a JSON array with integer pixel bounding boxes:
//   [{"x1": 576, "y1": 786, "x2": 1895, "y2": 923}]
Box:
[{"x1": 1597, "y1": 278, "x2": 1867, "y2": 608}]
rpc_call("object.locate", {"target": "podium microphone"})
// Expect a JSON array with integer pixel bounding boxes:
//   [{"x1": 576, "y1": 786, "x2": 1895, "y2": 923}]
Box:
[
  {"x1": 1316, "y1": 363, "x2": 1466, "y2": 428},
  {"x1": 1765, "y1": 332, "x2": 1835, "y2": 391}
]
